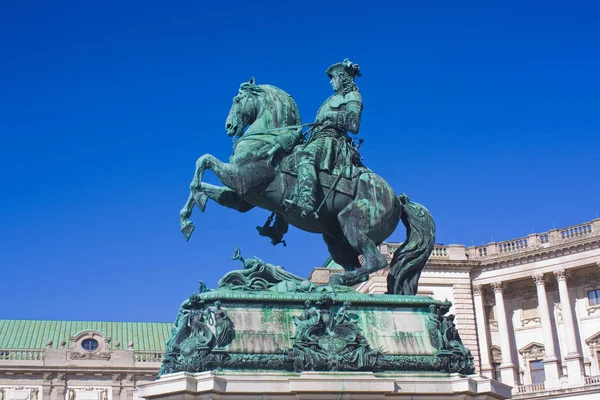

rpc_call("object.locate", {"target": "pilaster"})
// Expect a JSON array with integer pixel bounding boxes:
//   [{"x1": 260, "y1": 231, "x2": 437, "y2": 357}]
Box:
[
  {"x1": 451, "y1": 283, "x2": 480, "y2": 374},
  {"x1": 473, "y1": 284, "x2": 492, "y2": 377},
  {"x1": 53, "y1": 373, "x2": 67, "y2": 400},
  {"x1": 42, "y1": 373, "x2": 53, "y2": 400}
]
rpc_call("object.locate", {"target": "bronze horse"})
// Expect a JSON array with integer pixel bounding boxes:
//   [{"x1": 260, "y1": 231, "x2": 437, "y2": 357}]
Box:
[{"x1": 179, "y1": 78, "x2": 435, "y2": 292}]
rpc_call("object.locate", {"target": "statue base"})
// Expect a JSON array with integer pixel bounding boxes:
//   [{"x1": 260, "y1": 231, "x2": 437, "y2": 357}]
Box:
[
  {"x1": 138, "y1": 370, "x2": 511, "y2": 400},
  {"x1": 159, "y1": 287, "x2": 476, "y2": 375}
]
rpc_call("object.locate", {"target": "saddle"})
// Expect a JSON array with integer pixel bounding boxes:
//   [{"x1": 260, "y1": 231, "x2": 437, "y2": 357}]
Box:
[{"x1": 279, "y1": 152, "x2": 368, "y2": 197}]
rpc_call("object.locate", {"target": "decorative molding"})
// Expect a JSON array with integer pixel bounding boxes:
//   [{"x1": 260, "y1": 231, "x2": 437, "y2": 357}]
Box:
[
  {"x1": 554, "y1": 269, "x2": 568, "y2": 282},
  {"x1": 586, "y1": 304, "x2": 600, "y2": 316},
  {"x1": 68, "y1": 388, "x2": 108, "y2": 400},
  {"x1": 491, "y1": 282, "x2": 505, "y2": 294},
  {"x1": 520, "y1": 316, "x2": 541, "y2": 327},
  {"x1": 532, "y1": 274, "x2": 545, "y2": 286},
  {"x1": 570, "y1": 272, "x2": 600, "y2": 288},
  {"x1": 553, "y1": 297, "x2": 564, "y2": 324},
  {"x1": 490, "y1": 345, "x2": 502, "y2": 363},
  {"x1": 69, "y1": 351, "x2": 111, "y2": 361},
  {"x1": 585, "y1": 331, "x2": 600, "y2": 349},
  {"x1": 519, "y1": 342, "x2": 545, "y2": 359},
  {"x1": 0, "y1": 387, "x2": 40, "y2": 400},
  {"x1": 505, "y1": 285, "x2": 536, "y2": 300},
  {"x1": 68, "y1": 329, "x2": 111, "y2": 361}
]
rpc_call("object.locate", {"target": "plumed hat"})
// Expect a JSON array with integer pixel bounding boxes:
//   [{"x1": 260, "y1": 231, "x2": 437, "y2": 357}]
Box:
[{"x1": 326, "y1": 58, "x2": 361, "y2": 79}]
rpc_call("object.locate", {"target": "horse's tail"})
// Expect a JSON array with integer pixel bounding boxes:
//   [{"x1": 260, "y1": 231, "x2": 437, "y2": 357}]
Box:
[{"x1": 387, "y1": 194, "x2": 435, "y2": 295}]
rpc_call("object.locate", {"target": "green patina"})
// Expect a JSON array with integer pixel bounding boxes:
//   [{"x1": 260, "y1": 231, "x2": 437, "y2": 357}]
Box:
[
  {"x1": 179, "y1": 60, "x2": 435, "y2": 291},
  {"x1": 158, "y1": 279, "x2": 474, "y2": 376},
  {"x1": 163, "y1": 60, "x2": 471, "y2": 376},
  {"x1": 0, "y1": 320, "x2": 171, "y2": 351}
]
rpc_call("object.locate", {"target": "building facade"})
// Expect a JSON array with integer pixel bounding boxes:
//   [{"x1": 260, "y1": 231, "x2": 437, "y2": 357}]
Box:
[
  {"x1": 313, "y1": 218, "x2": 600, "y2": 399},
  {"x1": 2, "y1": 218, "x2": 600, "y2": 399},
  {"x1": 0, "y1": 321, "x2": 170, "y2": 400}
]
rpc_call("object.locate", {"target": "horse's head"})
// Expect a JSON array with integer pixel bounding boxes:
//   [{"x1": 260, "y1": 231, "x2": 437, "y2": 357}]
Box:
[
  {"x1": 225, "y1": 78, "x2": 301, "y2": 139},
  {"x1": 225, "y1": 77, "x2": 262, "y2": 138}
]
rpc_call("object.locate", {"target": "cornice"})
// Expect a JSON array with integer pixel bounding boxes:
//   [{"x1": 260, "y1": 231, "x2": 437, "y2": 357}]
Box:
[
  {"x1": 0, "y1": 365, "x2": 159, "y2": 376},
  {"x1": 424, "y1": 259, "x2": 478, "y2": 270}
]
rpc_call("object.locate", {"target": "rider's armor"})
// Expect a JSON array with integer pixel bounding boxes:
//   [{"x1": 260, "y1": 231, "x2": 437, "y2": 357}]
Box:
[{"x1": 292, "y1": 59, "x2": 363, "y2": 217}]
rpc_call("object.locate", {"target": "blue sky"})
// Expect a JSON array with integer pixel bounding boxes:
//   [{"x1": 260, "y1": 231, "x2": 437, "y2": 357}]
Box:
[{"x1": 1, "y1": 1, "x2": 598, "y2": 322}]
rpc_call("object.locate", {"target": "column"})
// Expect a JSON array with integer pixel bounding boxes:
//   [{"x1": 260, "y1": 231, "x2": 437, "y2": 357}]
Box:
[
  {"x1": 491, "y1": 281, "x2": 517, "y2": 388},
  {"x1": 473, "y1": 284, "x2": 493, "y2": 377},
  {"x1": 554, "y1": 269, "x2": 584, "y2": 385},
  {"x1": 532, "y1": 274, "x2": 560, "y2": 388}
]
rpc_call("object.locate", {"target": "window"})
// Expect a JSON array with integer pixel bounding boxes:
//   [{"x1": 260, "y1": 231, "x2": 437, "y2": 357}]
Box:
[
  {"x1": 588, "y1": 289, "x2": 600, "y2": 306},
  {"x1": 530, "y1": 360, "x2": 545, "y2": 384},
  {"x1": 81, "y1": 338, "x2": 99, "y2": 351},
  {"x1": 492, "y1": 363, "x2": 502, "y2": 382}
]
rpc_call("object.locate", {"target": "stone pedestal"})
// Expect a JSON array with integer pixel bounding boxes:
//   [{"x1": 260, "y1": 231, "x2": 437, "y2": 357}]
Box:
[
  {"x1": 138, "y1": 371, "x2": 511, "y2": 400},
  {"x1": 159, "y1": 290, "x2": 475, "y2": 376}
]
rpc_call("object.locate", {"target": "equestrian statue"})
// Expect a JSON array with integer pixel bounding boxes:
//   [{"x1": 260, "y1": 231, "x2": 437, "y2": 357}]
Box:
[{"x1": 179, "y1": 59, "x2": 435, "y2": 293}]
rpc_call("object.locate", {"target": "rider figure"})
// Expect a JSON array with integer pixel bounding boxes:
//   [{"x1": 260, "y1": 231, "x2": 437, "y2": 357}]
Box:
[{"x1": 287, "y1": 58, "x2": 363, "y2": 217}]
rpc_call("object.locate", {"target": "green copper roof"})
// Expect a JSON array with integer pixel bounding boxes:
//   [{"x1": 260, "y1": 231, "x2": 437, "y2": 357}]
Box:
[
  {"x1": 320, "y1": 257, "x2": 344, "y2": 270},
  {"x1": 0, "y1": 320, "x2": 172, "y2": 351}
]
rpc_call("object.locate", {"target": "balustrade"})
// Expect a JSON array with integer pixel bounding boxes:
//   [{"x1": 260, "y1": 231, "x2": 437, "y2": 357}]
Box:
[
  {"x1": 584, "y1": 375, "x2": 600, "y2": 385},
  {"x1": 560, "y1": 224, "x2": 592, "y2": 239},
  {"x1": 430, "y1": 246, "x2": 448, "y2": 257},
  {"x1": 134, "y1": 350, "x2": 164, "y2": 362},
  {"x1": 468, "y1": 219, "x2": 598, "y2": 260},
  {"x1": 516, "y1": 383, "x2": 545, "y2": 394},
  {"x1": 498, "y1": 238, "x2": 528, "y2": 253},
  {"x1": 0, "y1": 349, "x2": 44, "y2": 360}
]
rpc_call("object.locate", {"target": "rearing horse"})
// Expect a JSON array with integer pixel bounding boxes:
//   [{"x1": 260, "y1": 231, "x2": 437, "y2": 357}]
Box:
[{"x1": 179, "y1": 78, "x2": 435, "y2": 291}]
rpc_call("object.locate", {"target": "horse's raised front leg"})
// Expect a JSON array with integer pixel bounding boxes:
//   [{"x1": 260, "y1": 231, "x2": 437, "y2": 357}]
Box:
[
  {"x1": 180, "y1": 154, "x2": 245, "y2": 240},
  {"x1": 195, "y1": 183, "x2": 255, "y2": 213},
  {"x1": 191, "y1": 154, "x2": 244, "y2": 191}
]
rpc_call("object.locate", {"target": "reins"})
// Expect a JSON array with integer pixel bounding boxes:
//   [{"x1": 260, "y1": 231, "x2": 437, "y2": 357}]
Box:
[{"x1": 232, "y1": 123, "x2": 320, "y2": 151}]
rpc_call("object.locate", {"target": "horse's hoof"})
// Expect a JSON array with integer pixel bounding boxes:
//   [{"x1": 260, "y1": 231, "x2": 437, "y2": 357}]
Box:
[
  {"x1": 181, "y1": 221, "x2": 195, "y2": 241},
  {"x1": 193, "y1": 192, "x2": 208, "y2": 212},
  {"x1": 328, "y1": 273, "x2": 345, "y2": 286},
  {"x1": 338, "y1": 272, "x2": 367, "y2": 287}
]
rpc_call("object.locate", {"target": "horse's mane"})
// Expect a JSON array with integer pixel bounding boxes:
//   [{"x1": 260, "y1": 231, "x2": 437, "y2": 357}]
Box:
[{"x1": 241, "y1": 83, "x2": 301, "y2": 127}]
